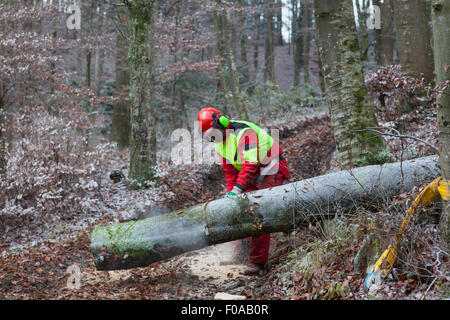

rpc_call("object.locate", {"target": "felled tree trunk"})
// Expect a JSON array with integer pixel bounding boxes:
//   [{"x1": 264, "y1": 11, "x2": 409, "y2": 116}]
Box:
[{"x1": 91, "y1": 156, "x2": 440, "y2": 270}]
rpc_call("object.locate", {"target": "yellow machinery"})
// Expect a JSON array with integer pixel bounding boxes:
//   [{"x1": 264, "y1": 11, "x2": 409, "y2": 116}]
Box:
[{"x1": 363, "y1": 177, "x2": 449, "y2": 290}]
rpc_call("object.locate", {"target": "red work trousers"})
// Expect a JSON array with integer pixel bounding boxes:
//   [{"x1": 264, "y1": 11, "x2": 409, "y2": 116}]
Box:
[{"x1": 234, "y1": 172, "x2": 286, "y2": 265}]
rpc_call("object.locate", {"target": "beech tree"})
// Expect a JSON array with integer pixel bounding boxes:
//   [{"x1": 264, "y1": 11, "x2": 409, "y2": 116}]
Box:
[
  {"x1": 264, "y1": 0, "x2": 276, "y2": 83},
  {"x1": 0, "y1": 81, "x2": 5, "y2": 176},
  {"x1": 301, "y1": 0, "x2": 313, "y2": 86},
  {"x1": 292, "y1": 0, "x2": 302, "y2": 87},
  {"x1": 125, "y1": 0, "x2": 157, "y2": 181},
  {"x1": 111, "y1": 6, "x2": 130, "y2": 149},
  {"x1": 94, "y1": 0, "x2": 106, "y2": 96},
  {"x1": 431, "y1": 0, "x2": 450, "y2": 244},
  {"x1": 213, "y1": 0, "x2": 249, "y2": 120},
  {"x1": 391, "y1": 0, "x2": 434, "y2": 82},
  {"x1": 224, "y1": 7, "x2": 249, "y2": 120},
  {"x1": 213, "y1": 7, "x2": 230, "y2": 108},
  {"x1": 238, "y1": 0, "x2": 250, "y2": 86},
  {"x1": 373, "y1": 0, "x2": 395, "y2": 66},
  {"x1": 314, "y1": 0, "x2": 390, "y2": 168}
]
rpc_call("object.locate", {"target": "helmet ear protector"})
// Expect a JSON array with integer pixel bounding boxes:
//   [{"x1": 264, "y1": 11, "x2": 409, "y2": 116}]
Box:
[{"x1": 212, "y1": 113, "x2": 229, "y2": 130}]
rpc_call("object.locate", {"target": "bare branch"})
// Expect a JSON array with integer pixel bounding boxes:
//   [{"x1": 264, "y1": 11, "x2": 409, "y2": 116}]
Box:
[{"x1": 351, "y1": 127, "x2": 439, "y2": 154}]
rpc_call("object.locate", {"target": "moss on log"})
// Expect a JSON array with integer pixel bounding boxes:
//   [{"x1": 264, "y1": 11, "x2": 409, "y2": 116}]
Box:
[{"x1": 91, "y1": 156, "x2": 440, "y2": 270}]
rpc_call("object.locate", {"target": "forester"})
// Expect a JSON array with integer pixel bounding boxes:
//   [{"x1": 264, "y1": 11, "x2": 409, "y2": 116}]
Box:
[{"x1": 197, "y1": 106, "x2": 290, "y2": 275}]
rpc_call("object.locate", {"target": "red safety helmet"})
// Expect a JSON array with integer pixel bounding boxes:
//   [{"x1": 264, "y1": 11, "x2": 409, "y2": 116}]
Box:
[{"x1": 197, "y1": 106, "x2": 222, "y2": 134}]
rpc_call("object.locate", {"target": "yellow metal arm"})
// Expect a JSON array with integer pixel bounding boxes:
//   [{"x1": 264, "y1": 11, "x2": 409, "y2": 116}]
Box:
[{"x1": 364, "y1": 177, "x2": 447, "y2": 291}]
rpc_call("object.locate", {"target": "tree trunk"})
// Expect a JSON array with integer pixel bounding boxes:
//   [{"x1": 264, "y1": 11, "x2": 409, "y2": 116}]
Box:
[
  {"x1": 276, "y1": 0, "x2": 283, "y2": 45},
  {"x1": 170, "y1": 1, "x2": 182, "y2": 129},
  {"x1": 85, "y1": 0, "x2": 95, "y2": 88},
  {"x1": 431, "y1": 0, "x2": 450, "y2": 245},
  {"x1": 265, "y1": 0, "x2": 276, "y2": 83},
  {"x1": 223, "y1": 6, "x2": 249, "y2": 120},
  {"x1": 94, "y1": 0, "x2": 106, "y2": 96},
  {"x1": 353, "y1": 0, "x2": 366, "y2": 61},
  {"x1": 77, "y1": 0, "x2": 84, "y2": 77},
  {"x1": 301, "y1": 0, "x2": 312, "y2": 86},
  {"x1": 127, "y1": 0, "x2": 157, "y2": 180},
  {"x1": 294, "y1": 0, "x2": 303, "y2": 87},
  {"x1": 391, "y1": 0, "x2": 434, "y2": 82},
  {"x1": 374, "y1": 0, "x2": 395, "y2": 66},
  {"x1": 111, "y1": 6, "x2": 130, "y2": 149},
  {"x1": 250, "y1": 5, "x2": 260, "y2": 95},
  {"x1": 292, "y1": 0, "x2": 299, "y2": 86},
  {"x1": 0, "y1": 89, "x2": 5, "y2": 176},
  {"x1": 213, "y1": 8, "x2": 230, "y2": 109},
  {"x1": 91, "y1": 156, "x2": 440, "y2": 270},
  {"x1": 238, "y1": 0, "x2": 249, "y2": 86},
  {"x1": 314, "y1": 0, "x2": 388, "y2": 169},
  {"x1": 253, "y1": 8, "x2": 260, "y2": 73},
  {"x1": 86, "y1": 50, "x2": 92, "y2": 88}
]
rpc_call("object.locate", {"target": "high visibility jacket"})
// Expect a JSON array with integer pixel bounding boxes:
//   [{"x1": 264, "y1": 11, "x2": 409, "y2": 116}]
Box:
[
  {"x1": 214, "y1": 120, "x2": 290, "y2": 192},
  {"x1": 214, "y1": 121, "x2": 273, "y2": 170}
]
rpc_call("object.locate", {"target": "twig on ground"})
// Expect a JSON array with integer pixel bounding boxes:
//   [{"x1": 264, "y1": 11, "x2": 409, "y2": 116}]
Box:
[{"x1": 420, "y1": 277, "x2": 437, "y2": 300}]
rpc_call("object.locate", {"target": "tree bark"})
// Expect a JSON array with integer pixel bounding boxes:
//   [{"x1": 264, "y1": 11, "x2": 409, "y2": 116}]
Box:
[
  {"x1": 431, "y1": 0, "x2": 450, "y2": 245},
  {"x1": 291, "y1": 0, "x2": 299, "y2": 86},
  {"x1": 86, "y1": 50, "x2": 92, "y2": 88},
  {"x1": 91, "y1": 155, "x2": 440, "y2": 270},
  {"x1": 213, "y1": 7, "x2": 231, "y2": 110},
  {"x1": 127, "y1": 0, "x2": 157, "y2": 180},
  {"x1": 0, "y1": 88, "x2": 5, "y2": 176},
  {"x1": 276, "y1": 0, "x2": 283, "y2": 45},
  {"x1": 374, "y1": 0, "x2": 395, "y2": 66},
  {"x1": 111, "y1": 6, "x2": 130, "y2": 149},
  {"x1": 353, "y1": 0, "x2": 366, "y2": 61},
  {"x1": 85, "y1": 0, "x2": 95, "y2": 88},
  {"x1": 238, "y1": 0, "x2": 249, "y2": 86},
  {"x1": 294, "y1": 0, "x2": 303, "y2": 87},
  {"x1": 253, "y1": 6, "x2": 260, "y2": 73},
  {"x1": 314, "y1": 0, "x2": 388, "y2": 169},
  {"x1": 301, "y1": 0, "x2": 312, "y2": 86},
  {"x1": 94, "y1": 0, "x2": 106, "y2": 96},
  {"x1": 77, "y1": 0, "x2": 84, "y2": 77},
  {"x1": 391, "y1": 0, "x2": 434, "y2": 82},
  {"x1": 264, "y1": 0, "x2": 276, "y2": 83},
  {"x1": 223, "y1": 6, "x2": 249, "y2": 120}
]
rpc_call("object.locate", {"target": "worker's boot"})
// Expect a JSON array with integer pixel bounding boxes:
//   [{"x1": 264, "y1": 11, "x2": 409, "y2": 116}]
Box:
[{"x1": 243, "y1": 263, "x2": 266, "y2": 276}]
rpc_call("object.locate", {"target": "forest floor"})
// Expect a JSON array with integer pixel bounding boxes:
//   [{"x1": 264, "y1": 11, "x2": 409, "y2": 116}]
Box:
[{"x1": 0, "y1": 106, "x2": 448, "y2": 300}]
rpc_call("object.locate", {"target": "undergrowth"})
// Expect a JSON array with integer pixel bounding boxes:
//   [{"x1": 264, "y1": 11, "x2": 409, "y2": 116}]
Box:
[{"x1": 266, "y1": 186, "x2": 448, "y2": 300}]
